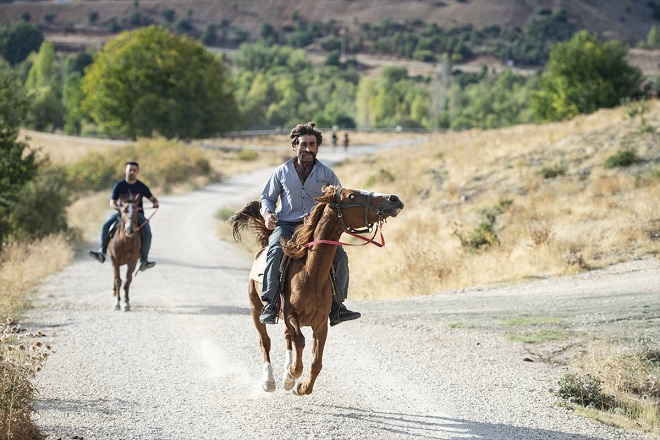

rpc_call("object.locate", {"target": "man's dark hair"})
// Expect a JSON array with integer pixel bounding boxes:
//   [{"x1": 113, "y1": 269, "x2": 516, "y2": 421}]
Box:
[
  {"x1": 126, "y1": 161, "x2": 139, "y2": 169},
  {"x1": 290, "y1": 121, "x2": 322, "y2": 148}
]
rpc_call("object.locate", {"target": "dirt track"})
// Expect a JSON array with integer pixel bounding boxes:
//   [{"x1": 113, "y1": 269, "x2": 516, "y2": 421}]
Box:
[{"x1": 26, "y1": 144, "x2": 659, "y2": 439}]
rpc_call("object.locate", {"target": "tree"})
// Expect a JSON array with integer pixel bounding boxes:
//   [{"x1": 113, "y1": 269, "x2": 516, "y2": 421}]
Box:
[
  {"x1": 24, "y1": 41, "x2": 65, "y2": 132},
  {"x1": 0, "y1": 60, "x2": 39, "y2": 247},
  {"x1": 531, "y1": 31, "x2": 644, "y2": 121},
  {"x1": 81, "y1": 26, "x2": 239, "y2": 139},
  {"x1": 0, "y1": 21, "x2": 44, "y2": 66}
]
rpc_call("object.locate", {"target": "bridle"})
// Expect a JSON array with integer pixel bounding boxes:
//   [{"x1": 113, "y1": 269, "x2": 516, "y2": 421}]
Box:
[
  {"x1": 118, "y1": 200, "x2": 139, "y2": 236},
  {"x1": 305, "y1": 188, "x2": 388, "y2": 248},
  {"x1": 329, "y1": 188, "x2": 386, "y2": 234},
  {"x1": 117, "y1": 194, "x2": 158, "y2": 233}
]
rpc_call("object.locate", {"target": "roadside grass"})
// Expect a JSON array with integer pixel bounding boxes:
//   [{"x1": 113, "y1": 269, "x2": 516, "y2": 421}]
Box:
[
  {"x1": 502, "y1": 317, "x2": 569, "y2": 343},
  {"x1": 557, "y1": 341, "x2": 660, "y2": 435},
  {"x1": 506, "y1": 329, "x2": 569, "y2": 344},
  {"x1": 1, "y1": 318, "x2": 52, "y2": 440},
  {"x1": 0, "y1": 234, "x2": 71, "y2": 439}
]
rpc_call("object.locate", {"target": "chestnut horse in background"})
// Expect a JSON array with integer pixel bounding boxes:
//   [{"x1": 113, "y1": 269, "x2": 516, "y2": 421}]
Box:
[
  {"x1": 229, "y1": 186, "x2": 404, "y2": 395},
  {"x1": 108, "y1": 194, "x2": 142, "y2": 311}
]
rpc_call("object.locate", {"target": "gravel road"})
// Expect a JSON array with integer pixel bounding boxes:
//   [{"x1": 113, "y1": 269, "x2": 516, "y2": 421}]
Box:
[{"x1": 26, "y1": 144, "x2": 659, "y2": 440}]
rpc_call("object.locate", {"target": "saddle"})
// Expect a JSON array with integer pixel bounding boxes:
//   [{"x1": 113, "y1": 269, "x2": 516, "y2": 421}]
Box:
[{"x1": 251, "y1": 247, "x2": 338, "y2": 310}]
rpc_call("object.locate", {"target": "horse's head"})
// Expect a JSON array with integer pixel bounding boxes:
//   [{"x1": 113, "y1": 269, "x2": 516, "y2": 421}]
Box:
[
  {"x1": 319, "y1": 186, "x2": 404, "y2": 232},
  {"x1": 118, "y1": 194, "x2": 141, "y2": 237}
]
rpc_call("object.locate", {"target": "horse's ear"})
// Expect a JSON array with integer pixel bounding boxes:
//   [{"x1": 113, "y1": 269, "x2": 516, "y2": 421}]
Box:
[
  {"x1": 316, "y1": 186, "x2": 338, "y2": 203},
  {"x1": 322, "y1": 185, "x2": 340, "y2": 194}
]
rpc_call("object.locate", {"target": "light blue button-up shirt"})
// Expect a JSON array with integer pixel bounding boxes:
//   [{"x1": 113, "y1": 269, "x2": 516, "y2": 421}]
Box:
[{"x1": 260, "y1": 158, "x2": 341, "y2": 222}]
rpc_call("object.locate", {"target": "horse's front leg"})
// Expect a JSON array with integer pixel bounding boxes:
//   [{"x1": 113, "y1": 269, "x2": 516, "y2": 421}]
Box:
[
  {"x1": 284, "y1": 316, "x2": 305, "y2": 393},
  {"x1": 282, "y1": 329, "x2": 295, "y2": 391},
  {"x1": 122, "y1": 263, "x2": 136, "y2": 311},
  {"x1": 113, "y1": 263, "x2": 122, "y2": 311},
  {"x1": 294, "y1": 322, "x2": 328, "y2": 396},
  {"x1": 249, "y1": 283, "x2": 274, "y2": 392}
]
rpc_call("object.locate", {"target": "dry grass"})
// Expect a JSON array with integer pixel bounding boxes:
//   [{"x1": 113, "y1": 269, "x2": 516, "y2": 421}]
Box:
[
  {"x1": 0, "y1": 234, "x2": 74, "y2": 318},
  {"x1": 336, "y1": 101, "x2": 660, "y2": 300},
  {"x1": 0, "y1": 237, "x2": 69, "y2": 439},
  {"x1": 21, "y1": 129, "x2": 131, "y2": 165},
  {"x1": 569, "y1": 341, "x2": 660, "y2": 435},
  {"x1": 0, "y1": 319, "x2": 52, "y2": 440}
]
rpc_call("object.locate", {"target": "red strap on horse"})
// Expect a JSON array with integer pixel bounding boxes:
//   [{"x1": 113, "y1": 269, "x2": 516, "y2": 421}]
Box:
[
  {"x1": 304, "y1": 222, "x2": 385, "y2": 249},
  {"x1": 136, "y1": 206, "x2": 159, "y2": 231}
]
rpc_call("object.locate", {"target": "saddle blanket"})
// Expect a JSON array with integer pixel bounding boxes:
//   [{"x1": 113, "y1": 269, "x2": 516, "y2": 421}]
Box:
[{"x1": 249, "y1": 247, "x2": 267, "y2": 282}]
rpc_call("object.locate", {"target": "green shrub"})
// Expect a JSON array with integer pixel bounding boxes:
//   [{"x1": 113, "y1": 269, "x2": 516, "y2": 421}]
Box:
[
  {"x1": 538, "y1": 162, "x2": 567, "y2": 178},
  {"x1": 604, "y1": 148, "x2": 637, "y2": 169},
  {"x1": 453, "y1": 198, "x2": 513, "y2": 250},
  {"x1": 66, "y1": 152, "x2": 123, "y2": 192},
  {"x1": 66, "y1": 137, "x2": 213, "y2": 193},
  {"x1": 8, "y1": 168, "x2": 71, "y2": 240},
  {"x1": 236, "y1": 149, "x2": 259, "y2": 162},
  {"x1": 557, "y1": 373, "x2": 615, "y2": 410},
  {"x1": 366, "y1": 167, "x2": 396, "y2": 186}
]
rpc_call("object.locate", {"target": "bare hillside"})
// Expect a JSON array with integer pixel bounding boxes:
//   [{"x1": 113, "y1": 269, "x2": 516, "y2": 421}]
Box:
[{"x1": 0, "y1": 0, "x2": 655, "y2": 46}]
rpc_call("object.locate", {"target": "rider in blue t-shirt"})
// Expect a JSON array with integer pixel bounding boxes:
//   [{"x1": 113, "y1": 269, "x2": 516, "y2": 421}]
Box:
[{"x1": 89, "y1": 161, "x2": 159, "y2": 271}]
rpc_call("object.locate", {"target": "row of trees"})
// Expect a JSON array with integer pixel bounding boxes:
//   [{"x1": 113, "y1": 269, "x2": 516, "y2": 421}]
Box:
[{"x1": 0, "y1": 22, "x2": 651, "y2": 139}]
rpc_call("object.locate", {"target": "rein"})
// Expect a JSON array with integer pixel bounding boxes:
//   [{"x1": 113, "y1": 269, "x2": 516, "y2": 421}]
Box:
[
  {"x1": 116, "y1": 198, "x2": 158, "y2": 233},
  {"x1": 305, "y1": 221, "x2": 385, "y2": 248},
  {"x1": 136, "y1": 206, "x2": 158, "y2": 231}
]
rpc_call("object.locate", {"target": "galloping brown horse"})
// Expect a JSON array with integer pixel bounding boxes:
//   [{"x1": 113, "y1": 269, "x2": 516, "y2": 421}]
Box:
[
  {"x1": 229, "y1": 186, "x2": 404, "y2": 395},
  {"x1": 108, "y1": 194, "x2": 142, "y2": 311}
]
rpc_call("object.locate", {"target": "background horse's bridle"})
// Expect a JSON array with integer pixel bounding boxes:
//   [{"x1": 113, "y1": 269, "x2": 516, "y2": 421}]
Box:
[{"x1": 118, "y1": 200, "x2": 139, "y2": 235}]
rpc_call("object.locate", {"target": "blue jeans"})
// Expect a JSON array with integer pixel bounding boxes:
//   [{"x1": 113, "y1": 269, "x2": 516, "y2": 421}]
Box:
[
  {"x1": 261, "y1": 221, "x2": 349, "y2": 303},
  {"x1": 99, "y1": 211, "x2": 152, "y2": 261}
]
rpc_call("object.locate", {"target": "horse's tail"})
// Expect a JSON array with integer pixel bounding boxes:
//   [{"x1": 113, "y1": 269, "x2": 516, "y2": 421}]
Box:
[{"x1": 227, "y1": 200, "x2": 271, "y2": 248}]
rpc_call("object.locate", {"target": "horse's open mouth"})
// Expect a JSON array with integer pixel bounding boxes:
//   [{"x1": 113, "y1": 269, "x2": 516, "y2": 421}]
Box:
[{"x1": 384, "y1": 208, "x2": 403, "y2": 217}]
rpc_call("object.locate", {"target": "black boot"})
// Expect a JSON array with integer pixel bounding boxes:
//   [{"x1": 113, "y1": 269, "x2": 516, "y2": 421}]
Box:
[
  {"x1": 139, "y1": 260, "x2": 156, "y2": 271},
  {"x1": 89, "y1": 249, "x2": 105, "y2": 263},
  {"x1": 259, "y1": 302, "x2": 278, "y2": 324},
  {"x1": 329, "y1": 302, "x2": 361, "y2": 327}
]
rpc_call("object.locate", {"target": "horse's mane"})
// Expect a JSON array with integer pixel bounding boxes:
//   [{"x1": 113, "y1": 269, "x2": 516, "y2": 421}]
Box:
[{"x1": 282, "y1": 186, "x2": 338, "y2": 259}]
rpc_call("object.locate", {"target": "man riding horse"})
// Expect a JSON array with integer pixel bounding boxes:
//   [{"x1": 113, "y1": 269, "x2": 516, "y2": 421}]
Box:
[
  {"x1": 259, "y1": 121, "x2": 360, "y2": 326},
  {"x1": 89, "y1": 161, "x2": 159, "y2": 272}
]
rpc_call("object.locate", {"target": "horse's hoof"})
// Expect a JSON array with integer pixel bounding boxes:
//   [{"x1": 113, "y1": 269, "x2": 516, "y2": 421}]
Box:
[
  {"x1": 292, "y1": 384, "x2": 302, "y2": 396},
  {"x1": 282, "y1": 371, "x2": 296, "y2": 391},
  {"x1": 121, "y1": 302, "x2": 130, "y2": 312},
  {"x1": 262, "y1": 380, "x2": 276, "y2": 392},
  {"x1": 113, "y1": 303, "x2": 120, "y2": 311}
]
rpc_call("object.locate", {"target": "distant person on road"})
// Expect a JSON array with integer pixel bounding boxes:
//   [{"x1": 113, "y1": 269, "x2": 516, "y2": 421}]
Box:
[
  {"x1": 258, "y1": 121, "x2": 361, "y2": 326},
  {"x1": 342, "y1": 132, "x2": 349, "y2": 151},
  {"x1": 89, "y1": 161, "x2": 159, "y2": 272},
  {"x1": 331, "y1": 131, "x2": 338, "y2": 150}
]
